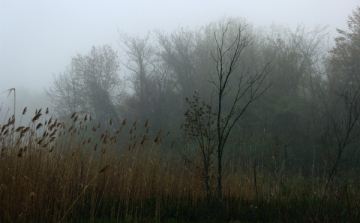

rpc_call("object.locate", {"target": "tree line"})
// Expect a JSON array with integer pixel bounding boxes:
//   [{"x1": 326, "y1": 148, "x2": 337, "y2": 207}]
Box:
[{"x1": 47, "y1": 8, "x2": 360, "y2": 203}]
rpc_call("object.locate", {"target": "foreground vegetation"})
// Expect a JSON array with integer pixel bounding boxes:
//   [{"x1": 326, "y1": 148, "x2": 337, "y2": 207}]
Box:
[
  {"x1": 1, "y1": 5, "x2": 359, "y2": 223},
  {"x1": 0, "y1": 110, "x2": 359, "y2": 223}
]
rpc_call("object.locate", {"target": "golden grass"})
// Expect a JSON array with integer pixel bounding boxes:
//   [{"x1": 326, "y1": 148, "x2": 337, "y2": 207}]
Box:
[
  {"x1": 0, "y1": 108, "x2": 359, "y2": 222},
  {"x1": 0, "y1": 109, "x2": 204, "y2": 222}
]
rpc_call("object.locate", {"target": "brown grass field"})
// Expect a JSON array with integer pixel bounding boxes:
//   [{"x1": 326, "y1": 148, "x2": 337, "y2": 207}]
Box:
[{"x1": 0, "y1": 109, "x2": 359, "y2": 222}]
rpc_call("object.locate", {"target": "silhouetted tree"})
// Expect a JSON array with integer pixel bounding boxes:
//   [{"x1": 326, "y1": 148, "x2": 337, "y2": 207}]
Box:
[{"x1": 182, "y1": 22, "x2": 271, "y2": 208}]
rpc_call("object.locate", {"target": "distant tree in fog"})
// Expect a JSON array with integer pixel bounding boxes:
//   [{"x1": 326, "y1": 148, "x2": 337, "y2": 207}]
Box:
[
  {"x1": 119, "y1": 32, "x2": 154, "y2": 123},
  {"x1": 321, "y1": 6, "x2": 360, "y2": 188},
  {"x1": 47, "y1": 45, "x2": 123, "y2": 126}
]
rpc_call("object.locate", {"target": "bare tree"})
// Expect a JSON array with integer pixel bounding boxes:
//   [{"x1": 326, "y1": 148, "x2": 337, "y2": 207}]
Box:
[
  {"x1": 183, "y1": 91, "x2": 217, "y2": 205},
  {"x1": 46, "y1": 68, "x2": 86, "y2": 118},
  {"x1": 118, "y1": 32, "x2": 155, "y2": 123},
  {"x1": 157, "y1": 28, "x2": 198, "y2": 101},
  {"x1": 47, "y1": 45, "x2": 122, "y2": 127},
  {"x1": 183, "y1": 23, "x2": 271, "y2": 208},
  {"x1": 322, "y1": 7, "x2": 360, "y2": 188},
  {"x1": 210, "y1": 24, "x2": 271, "y2": 203},
  {"x1": 325, "y1": 88, "x2": 360, "y2": 188}
]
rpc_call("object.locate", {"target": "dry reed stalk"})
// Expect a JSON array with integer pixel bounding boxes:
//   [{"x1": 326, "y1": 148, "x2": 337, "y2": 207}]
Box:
[
  {"x1": 31, "y1": 113, "x2": 42, "y2": 122},
  {"x1": 2, "y1": 111, "x2": 358, "y2": 222}
]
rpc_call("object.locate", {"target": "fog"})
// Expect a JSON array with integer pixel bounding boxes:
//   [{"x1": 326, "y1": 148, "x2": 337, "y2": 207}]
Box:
[
  {"x1": 0, "y1": 0, "x2": 358, "y2": 120},
  {"x1": 1, "y1": 1, "x2": 358, "y2": 90},
  {"x1": 2, "y1": 2, "x2": 360, "y2": 220}
]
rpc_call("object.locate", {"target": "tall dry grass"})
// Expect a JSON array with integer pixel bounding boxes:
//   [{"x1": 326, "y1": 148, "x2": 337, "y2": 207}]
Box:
[
  {"x1": 0, "y1": 108, "x2": 359, "y2": 222},
  {"x1": 0, "y1": 109, "x2": 204, "y2": 222}
]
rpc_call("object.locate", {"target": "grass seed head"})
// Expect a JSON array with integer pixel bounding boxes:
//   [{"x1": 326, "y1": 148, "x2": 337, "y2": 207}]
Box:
[
  {"x1": 36, "y1": 123, "x2": 43, "y2": 130},
  {"x1": 15, "y1": 126, "x2": 25, "y2": 132},
  {"x1": 32, "y1": 113, "x2": 42, "y2": 122},
  {"x1": 71, "y1": 112, "x2": 77, "y2": 119}
]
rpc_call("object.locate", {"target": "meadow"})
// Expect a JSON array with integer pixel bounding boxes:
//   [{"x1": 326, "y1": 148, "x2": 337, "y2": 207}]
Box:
[{"x1": 0, "y1": 108, "x2": 359, "y2": 222}]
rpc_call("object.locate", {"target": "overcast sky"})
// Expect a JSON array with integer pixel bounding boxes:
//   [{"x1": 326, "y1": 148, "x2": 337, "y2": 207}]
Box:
[{"x1": 0, "y1": 0, "x2": 359, "y2": 97}]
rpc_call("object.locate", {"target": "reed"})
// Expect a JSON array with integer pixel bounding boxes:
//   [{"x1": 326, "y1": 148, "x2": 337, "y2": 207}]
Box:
[{"x1": 0, "y1": 108, "x2": 359, "y2": 222}]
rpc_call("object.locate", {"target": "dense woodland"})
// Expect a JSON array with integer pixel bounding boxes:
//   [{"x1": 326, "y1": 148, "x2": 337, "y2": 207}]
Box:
[
  {"x1": 1, "y1": 6, "x2": 359, "y2": 222},
  {"x1": 48, "y1": 8, "x2": 360, "y2": 181}
]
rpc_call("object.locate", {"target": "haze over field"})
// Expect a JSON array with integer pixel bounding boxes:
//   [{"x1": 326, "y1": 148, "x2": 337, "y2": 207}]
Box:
[
  {"x1": 0, "y1": 0, "x2": 358, "y2": 94},
  {"x1": 1, "y1": 2, "x2": 360, "y2": 221}
]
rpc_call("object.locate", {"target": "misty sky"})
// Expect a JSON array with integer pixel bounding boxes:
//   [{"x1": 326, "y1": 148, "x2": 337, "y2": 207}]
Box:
[{"x1": 0, "y1": 0, "x2": 359, "y2": 97}]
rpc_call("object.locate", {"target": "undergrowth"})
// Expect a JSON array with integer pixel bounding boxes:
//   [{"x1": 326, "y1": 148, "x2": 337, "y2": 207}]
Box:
[{"x1": 0, "y1": 108, "x2": 359, "y2": 222}]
